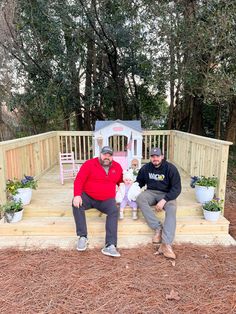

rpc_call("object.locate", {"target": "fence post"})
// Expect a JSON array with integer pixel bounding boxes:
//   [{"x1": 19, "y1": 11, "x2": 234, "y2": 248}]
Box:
[
  {"x1": 187, "y1": 139, "x2": 192, "y2": 176},
  {"x1": 217, "y1": 144, "x2": 231, "y2": 214},
  {"x1": 169, "y1": 130, "x2": 174, "y2": 162},
  {"x1": 0, "y1": 146, "x2": 7, "y2": 204},
  {"x1": 33, "y1": 140, "x2": 41, "y2": 177},
  {"x1": 56, "y1": 131, "x2": 60, "y2": 162}
]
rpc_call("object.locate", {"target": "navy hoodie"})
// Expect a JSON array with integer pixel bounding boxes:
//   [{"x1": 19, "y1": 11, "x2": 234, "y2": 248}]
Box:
[{"x1": 136, "y1": 160, "x2": 181, "y2": 201}]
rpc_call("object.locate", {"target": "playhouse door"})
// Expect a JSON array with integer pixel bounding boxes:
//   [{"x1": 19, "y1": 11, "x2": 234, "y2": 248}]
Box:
[{"x1": 113, "y1": 152, "x2": 128, "y2": 170}]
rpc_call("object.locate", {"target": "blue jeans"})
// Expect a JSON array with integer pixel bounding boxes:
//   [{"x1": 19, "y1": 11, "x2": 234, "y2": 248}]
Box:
[{"x1": 72, "y1": 192, "x2": 119, "y2": 246}]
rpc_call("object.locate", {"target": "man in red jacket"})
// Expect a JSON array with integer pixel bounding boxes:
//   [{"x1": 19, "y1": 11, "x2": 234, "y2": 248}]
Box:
[{"x1": 72, "y1": 146, "x2": 123, "y2": 257}]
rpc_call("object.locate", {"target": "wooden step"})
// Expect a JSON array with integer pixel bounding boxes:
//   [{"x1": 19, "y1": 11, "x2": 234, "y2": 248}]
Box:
[
  {"x1": 0, "y1": 216, "x2": 229, "y2": 236},
  {"x1": 0, "y1": 234, "x2": 234, "y2": 249}
]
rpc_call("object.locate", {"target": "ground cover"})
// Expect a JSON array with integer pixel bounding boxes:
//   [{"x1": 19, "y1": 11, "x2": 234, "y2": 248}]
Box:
[
  {"x1": 0, "y1": 244, "x2": 236, "y2": 314},
  {"x1": 1, "y1": 146, "x2": 235, "y2": 314}
]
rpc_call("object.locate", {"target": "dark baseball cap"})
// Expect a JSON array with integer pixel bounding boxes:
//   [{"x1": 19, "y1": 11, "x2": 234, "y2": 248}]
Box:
[
  {"x1": 150, "y1": 147, "x2": 162, "y2": 156},
  {"x1": 101, "y1": 146, "x2": 113, "y2": 155}
]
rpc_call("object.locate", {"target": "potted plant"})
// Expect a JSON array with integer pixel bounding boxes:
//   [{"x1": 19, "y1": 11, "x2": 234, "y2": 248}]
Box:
[
  {"x1": 191, "y1": 176, "x2": 218, "y2": 203},
  {"x1": 202, "y1": 198, "x2": 223, "y2": 222},
  {"x1": 6, "y1": 175, "x2": 38, "y2": 205},
  {"x1": 0, "y1": 200, "x2": 24, "y2": 223}
]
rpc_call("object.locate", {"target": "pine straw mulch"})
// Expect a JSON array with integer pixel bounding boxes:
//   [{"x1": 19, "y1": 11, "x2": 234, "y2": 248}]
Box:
[
  {"x1": 1, "y1": 244, "x2": 236, "y2": 314},
  {"x1": 225, "y1": 175, "x2": 236, "y2": 239}
]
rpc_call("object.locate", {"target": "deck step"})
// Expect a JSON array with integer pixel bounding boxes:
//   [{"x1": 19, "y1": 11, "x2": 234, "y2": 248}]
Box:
[
  {"x1": 0, "y1": 234, "x2": 234, "y2": 249},
  {"x1": 0, "y1": 216, "x2": 230, "y2": 236}
]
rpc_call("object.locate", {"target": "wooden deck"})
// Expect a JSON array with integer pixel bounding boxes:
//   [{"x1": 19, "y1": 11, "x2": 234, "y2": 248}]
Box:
[{"x1": 0, "y1": 165, "x2": 235, "y2": 249}]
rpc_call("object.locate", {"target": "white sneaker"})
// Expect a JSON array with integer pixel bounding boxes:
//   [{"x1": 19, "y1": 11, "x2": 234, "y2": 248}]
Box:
[
  {"x1": 101, "y1": 244, "x2": 121, "y2": 257},
  {"x1": 77, "y1": 236, "x2": 88, "y2": 251}
]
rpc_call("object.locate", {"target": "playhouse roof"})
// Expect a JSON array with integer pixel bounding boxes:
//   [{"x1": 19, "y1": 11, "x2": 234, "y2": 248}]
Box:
[{"x1": 95, "y1": 120, "x2": 142, "y2": 133}]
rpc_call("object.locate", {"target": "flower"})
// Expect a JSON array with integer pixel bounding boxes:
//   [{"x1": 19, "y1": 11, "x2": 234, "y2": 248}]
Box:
[
  {"x1": 202, "y1": 198, "x2": 223, "y2": 212},
  {"x1": 190, "y1": 176, "x2": 199, "y2": 188},
  {"x1": 6, "y1": 175, "x2": 38, "y2": 196},
  {"x1": 20, "y1": 175, "x2": 37, "y2": 190}
]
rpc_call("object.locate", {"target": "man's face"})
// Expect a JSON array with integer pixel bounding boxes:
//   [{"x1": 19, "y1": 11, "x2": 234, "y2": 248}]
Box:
[
  {"x1": 100, "y1": 153, "x2": 113, "y2": 166},
  {"x1": 150, "y1": 155, "x2": 164, "y2": 167}
]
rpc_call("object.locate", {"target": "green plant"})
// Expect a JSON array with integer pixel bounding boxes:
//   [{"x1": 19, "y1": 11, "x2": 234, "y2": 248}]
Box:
[
  {"x1": 202, "y1": 198, "x2": 223, "y2": 212},
  {"x1": 0, "y1": 200, "x2": 23, "y2": 213},
  {"x1": 195, "y1": 176, "x2": 218, "y2": 187},
  {"x1": 6, "y1": 175, "x2": 38, "y2": 195},
  {"x1": 0, "y1": 200, "x2": 23, "y2": 223}
]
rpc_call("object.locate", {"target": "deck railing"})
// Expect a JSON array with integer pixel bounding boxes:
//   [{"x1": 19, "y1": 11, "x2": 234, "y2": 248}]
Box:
[
  {"x1": 58, "y1": 131, "x2": 93, "y2": 162},
  {"x1": 171, "y1": 131, "x2": 232, "y2": 201},
  {"x1": 0, "y1": 130, "x2": 232, "y2": 205},
  {"x1": 0, "y1": 132, "x2": 58, "y2": 203},
  {"x1": 142, "y1": 130, "x2": 171, "y2": 162}
]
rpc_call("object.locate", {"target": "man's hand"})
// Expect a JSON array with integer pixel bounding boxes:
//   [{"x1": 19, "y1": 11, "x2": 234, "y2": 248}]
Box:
[
  {"x1": 73, "y1": 196, "x2": 83, "y2": 207},
  {"x1": 155, "y1": 199, "x2": 166, "y2": 212}
]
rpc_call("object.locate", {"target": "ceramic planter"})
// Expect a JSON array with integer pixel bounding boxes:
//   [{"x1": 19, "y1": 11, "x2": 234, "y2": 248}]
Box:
[
  {"x1": 195, "y1": 185, "x2": 214, "y2": 203},
  {"x1": 203, "y1": 209, "x2": 221, "y2": 222},
  {"x1": 5, "y1": 209, "x2": 24, "y2": 223},
  {"x1": 13, "y1": 188, "x2": 32, "y2": 205}
]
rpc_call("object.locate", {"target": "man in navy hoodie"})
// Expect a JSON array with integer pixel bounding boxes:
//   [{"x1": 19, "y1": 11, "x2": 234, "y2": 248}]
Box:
[{"x1": 136, "y1": 147, "x2": 181, "y2": 259}]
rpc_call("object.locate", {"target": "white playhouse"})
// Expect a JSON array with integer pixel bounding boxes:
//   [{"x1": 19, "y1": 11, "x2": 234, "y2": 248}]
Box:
[{"x1": 94, "y1": 120, "x2": 143, "y2": 170}]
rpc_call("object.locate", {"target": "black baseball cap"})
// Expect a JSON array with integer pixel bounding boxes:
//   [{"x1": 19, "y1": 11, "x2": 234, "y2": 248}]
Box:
[{"x1": 150, "y1": 147, "x2": 162, "y2": 156}]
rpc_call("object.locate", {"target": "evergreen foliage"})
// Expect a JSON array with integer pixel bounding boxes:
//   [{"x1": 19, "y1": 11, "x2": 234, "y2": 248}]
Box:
[{"x1": 0, "y1": 0, "x2": 235, "y2": 140}]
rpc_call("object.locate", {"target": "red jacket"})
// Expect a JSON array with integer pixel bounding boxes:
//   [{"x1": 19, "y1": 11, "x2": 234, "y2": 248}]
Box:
[{"x1": 74, "y1": 157, "x2": 123, "y2": 200}]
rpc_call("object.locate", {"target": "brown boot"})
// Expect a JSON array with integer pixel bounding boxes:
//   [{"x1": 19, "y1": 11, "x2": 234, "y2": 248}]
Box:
[
  {"x1": 158, "y1": 243, "x2": 176, "y2": 259},
  {"x1": 152, "y1": 229, "x2": 162, "y2": 244}
]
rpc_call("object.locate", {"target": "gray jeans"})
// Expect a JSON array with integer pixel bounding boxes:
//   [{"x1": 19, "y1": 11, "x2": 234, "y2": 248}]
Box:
[{"x1": 136, "y1": 190, "x2": 177, "y2": 244}]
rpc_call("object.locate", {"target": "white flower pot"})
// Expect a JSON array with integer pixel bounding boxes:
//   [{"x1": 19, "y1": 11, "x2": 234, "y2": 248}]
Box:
[
  {"x1": 13, "y1": 188, "x2": 32, "y2": 205},
  {"x1": 5, "y1": 209, "x2": 24, "y2": 223},
  {"x1": 203, "y1": 209, "x2": 221, "y2": 222},
  {"x1": 195, "y1": 185, "x2": 215, "y2": 204}
]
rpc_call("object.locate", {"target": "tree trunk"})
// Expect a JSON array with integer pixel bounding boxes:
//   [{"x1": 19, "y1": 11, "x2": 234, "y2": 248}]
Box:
[
  {"x1": 189, "y1": 96, "x2": 204, "y2": 135},
  {"x1": 84, "y1": 29, "x2": 95, "y2": 130},
  {"x1": 168, "y1": 27, "x2": 175, "y2": 130},
  {"x1": 107, "y1": 49, "x2": 125, "y2": 119},
  {"x1": 225, "y1": 101, "x2": 236, "y2": 143},
  {"x1": 215, "y1": 104, "x2": 221, "y2": 139},
  {"x1": 75, "y1": 107, "x2": 84, "y2": 131}
]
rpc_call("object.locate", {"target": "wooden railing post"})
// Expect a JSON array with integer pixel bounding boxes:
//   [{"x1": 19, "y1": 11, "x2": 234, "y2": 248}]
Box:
[
  {"x1": 169, "y1": 130, "x2": 174, "y2": 162},
  {"x1": 56, "y1": 131, "x2": 60, "y2": 162},
  {"x1": 187, "y1": 139, "x2": 192, "y2": 175},
  {"x1": 33, "y1": 140, "x2": 41, "y2": 177},
  {"x1": 217, "y1": 144, "x2": 230, "y2": 212},
  {"x1": 0, "y1": 146, "x2": 7, "y2": 204}
]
